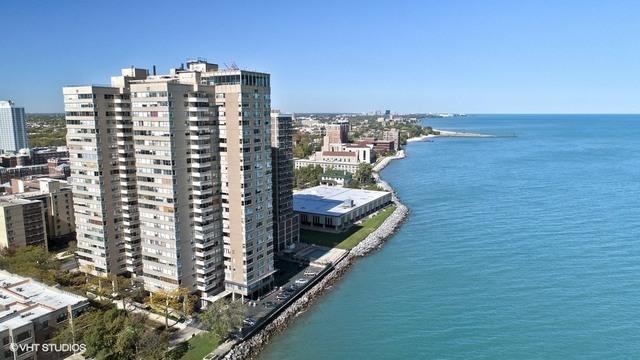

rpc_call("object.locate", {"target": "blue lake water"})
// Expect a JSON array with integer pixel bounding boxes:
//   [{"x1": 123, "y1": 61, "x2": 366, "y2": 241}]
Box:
[{"x1": 261, "y1": 115, "x2": 640, "y2": 359}]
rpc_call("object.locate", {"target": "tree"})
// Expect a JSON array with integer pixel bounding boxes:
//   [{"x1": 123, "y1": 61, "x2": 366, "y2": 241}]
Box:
[
  {"x1": 200, "y1": 298, "x2": 247, "y2": 339},
  {"x1": 0, "y1": 246, "x2": 59, "y2": 284},
  {"x1": 145, "y1": 287, "x2": 196, "y2": 328},
  {"x1": 293, "y1": 132, "x2": 318, "y2": 158},
  {"x1": 27, "y1": 113, "x2": 67, "y2": 147},
  {"x1": 85, "y1": 272, "x2": 110, "y2": 299},
  {"x1": 354, "y1": 163, "x2": 374, "y2": 185},
  {"x1": 294, "y1": 165, "x2": 324, "y2": 189},
  {"x1": 55, "y1": 309, "x2": 168, "y2": 360},
  {"x1": 136, "y1": 327, "x2": 169, "y2": 360},
  {"x1": 108, "y1": 275, "x2": 138, "y2": 313}
]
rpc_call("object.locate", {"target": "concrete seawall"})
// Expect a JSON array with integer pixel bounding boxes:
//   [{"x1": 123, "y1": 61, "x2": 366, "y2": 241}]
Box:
[{"x1": 223, "y1": 151, "x2": 410, "y2": 360}]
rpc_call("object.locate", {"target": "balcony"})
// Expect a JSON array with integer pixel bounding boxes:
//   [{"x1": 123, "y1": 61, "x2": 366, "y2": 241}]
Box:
[{"x1": 187, "y1": 97, "x2": 210, "y2": 103}]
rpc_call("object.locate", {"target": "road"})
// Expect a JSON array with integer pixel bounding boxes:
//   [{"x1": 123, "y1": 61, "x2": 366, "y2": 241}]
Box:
[{"x1": 243, "y1": 262, "x2": 325, "y2": 329}]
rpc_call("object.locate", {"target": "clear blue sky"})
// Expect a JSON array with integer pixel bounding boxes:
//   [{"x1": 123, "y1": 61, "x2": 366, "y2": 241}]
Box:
[{"x1": 2, "y1": 0, "x2": 640, "y2": 113}]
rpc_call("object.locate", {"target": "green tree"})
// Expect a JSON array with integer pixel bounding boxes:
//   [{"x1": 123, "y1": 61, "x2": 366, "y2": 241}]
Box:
[
  {"x1": 0, "y1": 246, "x2": 59, "y2": 284},
  {"x1": 294, "y1": 165, "x2": 324, "y2": 189},
  {"x1": 145, "y1": 287, "x2": 196, "y2": 328},
  {"x1": 293, "y1": 132, "x2": 317, "y2": 158},
  {"x1": 200, "y1": 298, "x2": 247, "y2": 339},
  {"x1": 108, "y1": 275, "x2": 139, "y2": 313},
  {"x1": 353, "y1": 163, "x2": 374, "y2": 185},
  {"x1": 55, "y1": 309, "x2": 168, "y2": 360},
  {"x1": 27, "y1": 113, "x2": 67, "y2": 147},
  {"x1": 137, "y1": 327, "x2": 169, "y2": 359}
]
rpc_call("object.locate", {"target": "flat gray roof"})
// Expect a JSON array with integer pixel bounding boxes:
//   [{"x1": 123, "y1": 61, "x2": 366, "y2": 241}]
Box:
[
  {"x1": 293, "y1": 185, "x2": 390, "y2": 217},
  {"x1": 0, "y1": 270, "x2": 88, "y2": 331},
  {"x1": 0, "y1": 197, "x2": 39, "y2": 207}
]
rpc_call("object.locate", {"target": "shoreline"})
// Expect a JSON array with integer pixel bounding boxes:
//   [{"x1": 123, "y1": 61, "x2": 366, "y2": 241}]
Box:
[
  {"x1": 406, "y1": 129, "x2": 492, "y2": 143},
  {"x1": 222, "y1": 151, "x2": 410, "y2": 360}
]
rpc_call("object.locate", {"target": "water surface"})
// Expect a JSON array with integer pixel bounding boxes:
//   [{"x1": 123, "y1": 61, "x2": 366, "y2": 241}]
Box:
[{"x1": 261, "y1": 115, "x2": 640, "y2": 359}]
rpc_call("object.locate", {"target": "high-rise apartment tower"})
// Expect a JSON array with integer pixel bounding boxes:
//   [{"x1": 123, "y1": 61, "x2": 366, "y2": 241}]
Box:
[
  {"x1": 0, "y1": 100, "x2": 28, "y2": 153},
  {"x1": 63, "y1": 60, "x2": 274, "y2": 298}
]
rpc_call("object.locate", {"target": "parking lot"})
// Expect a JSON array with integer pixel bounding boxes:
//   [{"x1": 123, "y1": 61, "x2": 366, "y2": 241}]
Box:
[{"x1": 240, "y1": 260, "x2": 326, "y2": 335}]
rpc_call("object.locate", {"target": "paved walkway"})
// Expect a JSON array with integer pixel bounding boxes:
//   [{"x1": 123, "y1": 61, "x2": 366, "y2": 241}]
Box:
[
  {"x1": 208, "y1": 339, "x2": 238, "y2": 359},
  {"x1": 112, "y1": 299, "x2": 204, "y2": 346}
]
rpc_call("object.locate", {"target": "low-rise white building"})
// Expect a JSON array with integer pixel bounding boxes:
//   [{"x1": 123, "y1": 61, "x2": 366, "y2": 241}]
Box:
[
  {"x1": 320, "y1": 170, "x2": 353, "y2": 187},
  {"x1": 293, "y1": 186, "x2": 392, "y2": 233},
  {"x1": 0, "y1": 270, "x2": 89, "y2": 360}
]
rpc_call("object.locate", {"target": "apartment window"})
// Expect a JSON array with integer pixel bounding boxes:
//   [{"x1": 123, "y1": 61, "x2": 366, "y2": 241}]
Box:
[
  {"x1": 15, "y1": 330, "x2": 31, "y2": 342},
  {"x1": 57, "y1": 312, "x2": 68, "y2": 323}
]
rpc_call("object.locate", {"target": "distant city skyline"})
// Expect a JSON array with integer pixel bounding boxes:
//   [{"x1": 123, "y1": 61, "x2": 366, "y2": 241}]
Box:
[{"x1": 2, "y1": 0, "x2": 640, "y2": 113}]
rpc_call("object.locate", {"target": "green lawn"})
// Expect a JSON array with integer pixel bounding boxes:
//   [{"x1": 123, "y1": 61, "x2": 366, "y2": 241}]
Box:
[
  {"x1": 180, "y1": 333, "x2": 220, "y2": 360},
  {"x1": 301, "y1": 205, "x2": 396, "y2": 250}
]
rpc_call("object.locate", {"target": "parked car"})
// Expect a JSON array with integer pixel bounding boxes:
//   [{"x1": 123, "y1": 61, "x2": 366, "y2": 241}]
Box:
[
  {"x1": 304, "y1": 270, "x2": 317, "y2": 277},
  {"x1": 243, "y1": 318, "x2": 256, "y2": 327},
  {"x1": 295, "y1": 278, "x2": 309, "y2": 285},
  {"x1": 263, "y1": 301, "x2": 275, "y2": 308}
]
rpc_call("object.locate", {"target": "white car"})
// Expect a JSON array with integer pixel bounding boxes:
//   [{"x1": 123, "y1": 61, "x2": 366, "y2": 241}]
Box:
[{"x1": 295, "y1": 278, "x2": 309, "y2": 285}]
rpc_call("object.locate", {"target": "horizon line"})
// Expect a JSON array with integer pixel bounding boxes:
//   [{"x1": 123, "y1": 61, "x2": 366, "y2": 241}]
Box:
[{"x1": 24, "y1": 112, "x2": 640, "y2": 116}]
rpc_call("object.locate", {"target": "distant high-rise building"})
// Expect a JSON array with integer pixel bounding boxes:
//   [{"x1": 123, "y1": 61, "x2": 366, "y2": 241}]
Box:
[
  {"x1": 63, "y1": 59, "x2": 274, "y2": 299},
  {"x1": 382, "y1": 129, "x2": 400, "y2": 151},
  {"x1": 0, "y1": 100, "x2": 29, "y2": 153},
  {"x1": 270, "y1": 110, "x2": 299, "y2": 252},
  {"x1": 322, "y1": 123, "x2": 349, "y2": 151}
]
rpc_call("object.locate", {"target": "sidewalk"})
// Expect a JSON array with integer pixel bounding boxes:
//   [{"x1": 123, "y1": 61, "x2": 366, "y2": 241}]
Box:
[
  {"x1": 207, "y1": 339, "x2": 238, "y2": 360},
  {"x1": 112, "y1": 299, "x2": 205, "y2": 346}
]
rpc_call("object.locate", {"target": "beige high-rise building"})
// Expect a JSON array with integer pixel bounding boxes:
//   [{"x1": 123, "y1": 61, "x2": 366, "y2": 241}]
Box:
[
  {"x1": 128, "y1": 67, "x2": 225, "y2": 295},
  {"x1": 200, "y1": 66, "x2": 275, "y2": 297},
  {"x1": 63, "y1": 60, "x2": 273, "y2": 299},
  {"x1": 0, "y1": 198, "x2": 47, "y2": 250},
  {"x1": 6, "y1": 178, "x2": 75, "y2": 242},
  {"x1": 64, "y1": 68, "x2": 146, "y2": 279}
]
